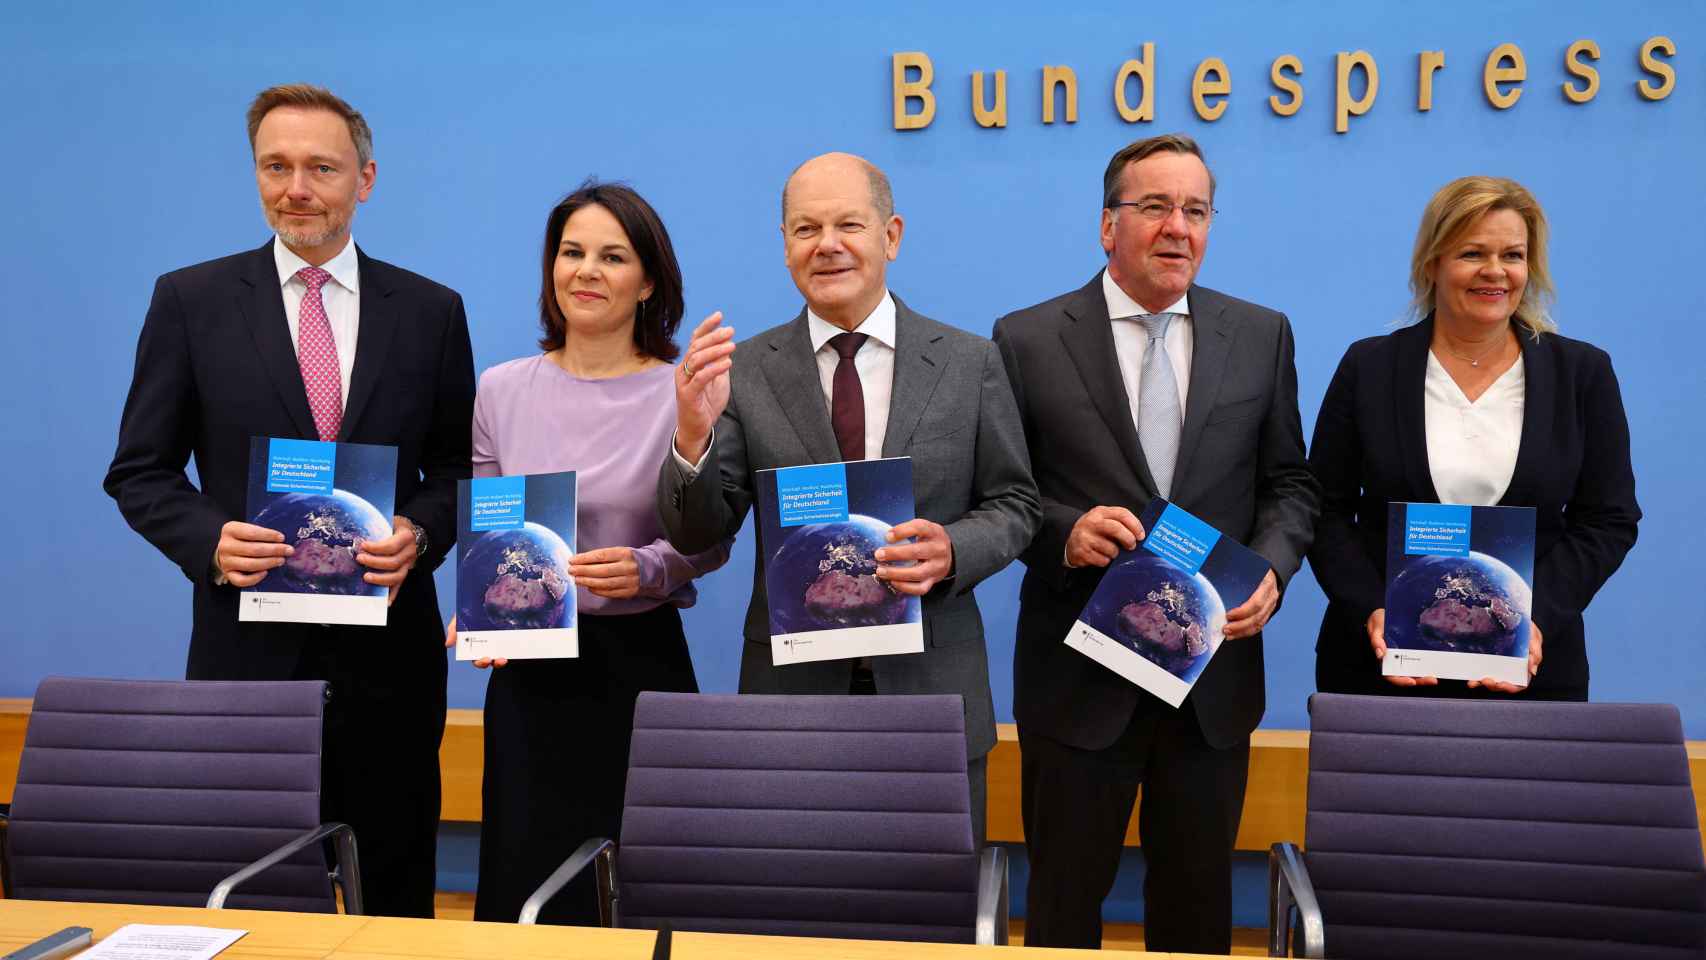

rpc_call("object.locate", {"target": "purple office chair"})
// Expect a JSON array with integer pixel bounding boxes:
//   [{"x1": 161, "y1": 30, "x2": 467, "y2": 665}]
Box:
[
  {"x1": 0, "y1": 677, "x2": 361, "y2": 913},
  {"x1": 520, "y1": 692, "x2": 1009, "y2": 944},
  {"x1": 1269, "y1": 693, "x2": 1706, "y2": 959}
]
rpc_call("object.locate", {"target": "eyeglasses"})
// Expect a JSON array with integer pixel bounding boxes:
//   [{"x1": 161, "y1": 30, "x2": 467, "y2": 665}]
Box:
[{"x1": 1110, "y1": 200, "x2": 1216, "y2": 227}]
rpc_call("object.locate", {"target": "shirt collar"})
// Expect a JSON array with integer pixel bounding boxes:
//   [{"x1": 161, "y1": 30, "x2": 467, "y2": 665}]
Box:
[
  {"x1": 807, "y1": 290, "x2": 897, "y2": 353},
  {"x1": 274, "y1": 235, "x2": 361, "y2": 294},
  {"x1": 1101, "y1": 268, "x2": 1188, "y2": 321}
]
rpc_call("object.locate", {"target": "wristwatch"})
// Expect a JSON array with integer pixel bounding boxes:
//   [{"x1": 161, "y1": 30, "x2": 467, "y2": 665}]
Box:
[{"x1": 402, "y1": 516, "x2": 429, "y2": 558}]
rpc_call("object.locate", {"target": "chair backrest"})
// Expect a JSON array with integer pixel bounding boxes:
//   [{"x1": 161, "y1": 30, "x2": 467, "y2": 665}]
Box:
[
  {"x1": 5, "y1": 676, "x2": 337, "y2": 912},
  {"x1": 618, "y1": 692, "x2": 980, "y2": 942},
  {"x1": 1304, "y1": 693, "x2": 1706, "y2": 960}
]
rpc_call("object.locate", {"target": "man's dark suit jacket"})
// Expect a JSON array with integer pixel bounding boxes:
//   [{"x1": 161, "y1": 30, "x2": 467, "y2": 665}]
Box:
[
  {"x1": 1308, "y1": 316, "x2": 1640, "y2": 700},
  {"x1": 993, "y1": 276, "x2": 1319, "y2": 751},
  {"x1": 104, "y1": 240, "x2": 474, "y2": 683},
  {"x1": 656, "y1": 297, "x2": 1040, "y2": 758}
]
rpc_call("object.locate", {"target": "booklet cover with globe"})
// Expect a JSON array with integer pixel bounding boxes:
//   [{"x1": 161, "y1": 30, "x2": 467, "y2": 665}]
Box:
[
  {"x1": 754, "y1": 457, "x2": 923, "y2": 666},
  {"x1": 240, "y1": 437, "x2": 397, "y2": 626},
  {"x1": 1065, "y1": 499, "x2": 1270, "y2": 708},
  {"x1": 454, "y1": 471, "x2": 578, "y2": 661},
  {"x1": 1383, "y1": 502, "x2": 1536, "y2": 685}
]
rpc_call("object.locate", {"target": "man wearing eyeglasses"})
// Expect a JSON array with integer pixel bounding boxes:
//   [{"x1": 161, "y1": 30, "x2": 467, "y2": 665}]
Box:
[{"x1": 992, "y1": 134, "x2": 1319, "y2": 953}]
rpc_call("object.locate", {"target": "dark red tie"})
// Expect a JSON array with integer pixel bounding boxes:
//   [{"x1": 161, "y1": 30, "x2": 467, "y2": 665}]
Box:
[{"x1": 829, "y1": 332, "x2": 869, "y2": 462}]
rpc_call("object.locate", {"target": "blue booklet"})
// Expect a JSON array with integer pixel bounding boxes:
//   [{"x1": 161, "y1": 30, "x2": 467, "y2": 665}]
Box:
[
  {"x1": 754, "y1": 457, "x2": 923, "y2": 665},
  {"x1": 1066, "y1": 499, "x2": 1271, "y2": 707},
  {"x1": 240, "y1": 437, "x2": 397, "y2": 626},
  {"x1": 1383, "y1": 502, "x2": 1536, "y2": 685},
  {"x1": 454, "y1": 472, "x2": 578, "y2": 661}
]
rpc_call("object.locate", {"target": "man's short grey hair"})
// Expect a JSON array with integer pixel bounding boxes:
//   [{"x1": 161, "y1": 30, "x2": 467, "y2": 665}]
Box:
[{"x1": 781, "y1": 154, "x2": 895, "y2": 222}]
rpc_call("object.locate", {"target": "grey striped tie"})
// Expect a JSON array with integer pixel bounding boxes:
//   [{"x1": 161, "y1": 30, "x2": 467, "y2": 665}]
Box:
[{"x1": 1137, "y1": 312, "x2": 1182, "y2": 498}]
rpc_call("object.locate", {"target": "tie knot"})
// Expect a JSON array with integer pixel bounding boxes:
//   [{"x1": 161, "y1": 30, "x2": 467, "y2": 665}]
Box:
[
  {"x1": 296, "y1": 266, "x2": 332, "y2": 292},
  {"x1": 1138, "y1": 312, "x2": 1177, "y2": 341},
  {"x1": 829, "y1": 331, "x2": 869, "y2": 360}
]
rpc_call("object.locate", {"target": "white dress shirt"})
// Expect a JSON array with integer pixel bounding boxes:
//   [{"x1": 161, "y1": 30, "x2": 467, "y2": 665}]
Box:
[
  {"x1": 1062, "y1": 273, "x2": 1195, "y2": 568},
  {"x1": 214, "y1": 237, "x2": 363, "y2": 586},
  {"x1": 274, "y1": 235, "x2": 360, "y2": 403},
  {"x1": 675, "y1": 291, "x2": 899, "y2": 475},
  {"x1": 805, "y1": 292, "x2": 897, "y2": 461},
  {"x1": 1102, "y1": 268, "x2": 1192, "y2": 427},
  {"x1": 1424, "y1": 350, "x2": 1525, "y2": 506}
]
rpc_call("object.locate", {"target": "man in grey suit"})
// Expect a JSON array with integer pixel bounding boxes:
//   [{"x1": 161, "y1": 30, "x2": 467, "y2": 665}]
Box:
[
  {"x1": 993, "y1": 134, "x2": 1319, "y2": 953},
  {"x1": 657, "y1": 152, "x2": 1040, "y2": 845}
]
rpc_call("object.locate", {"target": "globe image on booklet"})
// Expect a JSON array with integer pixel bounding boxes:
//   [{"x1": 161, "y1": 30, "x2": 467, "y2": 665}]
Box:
[
  {"x1": 1086, "y1": 553, "x2": 1225, "y2": 680},
  {"x1": 1386, "y1": 552, "x2": 1531, "y2": 656},
  {"x1": 766, "y1": 514, "x2": 919, "y2": 633},
  {"x1": 459, "y1": 522, "x2": 574, "y2": 630},
  {"x1": 253, "y1": 490, "x2": 391, "y2": 595}
]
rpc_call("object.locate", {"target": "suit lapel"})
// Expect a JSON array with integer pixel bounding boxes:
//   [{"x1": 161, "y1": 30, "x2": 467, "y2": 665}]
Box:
[
  {"x1": 759, "y1": 311, "x2": 841, "y2": 463},
  {"x1": 1499, "y1": 329, "x2": 1553, "y2": 507},
  {"x1": 238, "y1": 241, "x2": 316, "y2": 439},
  {"x1": 1058, "y1": 275, "x2": 1157, "y2": 495},
  {"x1": 1172, "y1": 285, "x2": 1232, "y2": 489},
  {"x1": 1395, "y1": 317, "x2": 1440, "y2": 502},
  {"x1": 880, "y1": 297, "x2": 948, "y2": 458},
  {"x1": 339, "y1": 246, "x2": 396, "y2": 441}
]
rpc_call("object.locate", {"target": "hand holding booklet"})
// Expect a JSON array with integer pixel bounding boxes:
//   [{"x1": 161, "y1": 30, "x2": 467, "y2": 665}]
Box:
[
  {"x1": 239, "y1": 437, "x2": 397, "y2": 626},
  {"x1": 1382, "y1": 502, "x2": 1536, "y2": 685},
  {"x1": 454, "y1": 472, "x2": 579, "y2": 661},
  {"x1": 754, "y1": 457, "x2": 923, "y2": 666},
  {"x1": 1065, "y1": 499, "x2": 1271, "y2": 707}
]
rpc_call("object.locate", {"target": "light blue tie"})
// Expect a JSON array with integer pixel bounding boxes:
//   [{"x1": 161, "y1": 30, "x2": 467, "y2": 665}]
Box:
[{"x1": 1136, "y1": 313, "x2": 1182, "y2": 498}]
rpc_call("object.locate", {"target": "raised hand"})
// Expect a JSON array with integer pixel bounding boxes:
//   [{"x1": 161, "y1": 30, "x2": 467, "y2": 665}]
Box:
[{"x1": 675, "y1": 311, "x2": 735, "y2": 464}]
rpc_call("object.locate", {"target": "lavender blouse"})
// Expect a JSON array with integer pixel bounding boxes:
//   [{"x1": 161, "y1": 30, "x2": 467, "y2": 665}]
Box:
[{"x1": 471, "y1": 354, "x2": 729, "y2": 616}]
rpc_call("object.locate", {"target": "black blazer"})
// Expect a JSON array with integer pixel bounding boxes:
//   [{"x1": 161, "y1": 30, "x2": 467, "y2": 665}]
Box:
[
  {"x1": 1307, "y1": 316, "x2": 1639, "y2": 700},
  {"x1": 104, "y1": 240, "x2": 475, "y2": 682},
  {"x1": 994, "y1": 276, "x2": 1320, "y2": 751}
]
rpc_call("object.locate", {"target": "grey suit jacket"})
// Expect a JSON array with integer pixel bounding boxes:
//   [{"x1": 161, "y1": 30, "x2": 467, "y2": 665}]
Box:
[{"x1": 657, "y1": 296, "x2": 1040, "y2": 757}]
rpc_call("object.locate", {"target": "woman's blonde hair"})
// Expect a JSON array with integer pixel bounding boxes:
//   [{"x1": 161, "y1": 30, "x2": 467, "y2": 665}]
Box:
[{"x1": 1409, "y1": 176, "x2": 1556, "y2": 336}]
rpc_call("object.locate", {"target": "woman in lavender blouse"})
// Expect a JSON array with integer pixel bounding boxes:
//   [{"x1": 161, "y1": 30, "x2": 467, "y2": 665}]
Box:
[{"x1": 457, "y1": 181, "x2": 729, "y2": 924}]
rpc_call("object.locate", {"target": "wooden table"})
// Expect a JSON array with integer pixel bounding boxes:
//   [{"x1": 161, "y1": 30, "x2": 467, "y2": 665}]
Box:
[{"x1": 0, "y1": 900, "x2": 1241, "y2": 959}]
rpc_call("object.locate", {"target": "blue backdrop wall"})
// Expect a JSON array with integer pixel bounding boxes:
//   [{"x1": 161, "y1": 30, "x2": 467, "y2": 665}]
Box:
[{"x1": 4, "y1": 1, "x2": 1700, "y2": 734}]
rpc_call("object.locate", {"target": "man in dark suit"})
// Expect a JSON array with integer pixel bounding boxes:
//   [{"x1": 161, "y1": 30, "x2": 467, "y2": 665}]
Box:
[
  {"x1": 657, "y1": 152, "x2": 1039, "y2": 845},
  {"x1": 992, "y1": 134, "x2": 1319, "y2": 953},
  {"x1": 103, "y1": 84, "x2": 474, "y2": 918}
]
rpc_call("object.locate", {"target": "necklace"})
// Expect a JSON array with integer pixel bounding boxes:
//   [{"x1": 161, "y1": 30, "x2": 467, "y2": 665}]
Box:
[{"x1": 1439, "y1": 331, "x2": 1510, "y2": 368}]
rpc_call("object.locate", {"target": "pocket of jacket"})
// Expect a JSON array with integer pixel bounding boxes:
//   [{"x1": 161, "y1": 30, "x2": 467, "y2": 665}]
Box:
[{"x1": 1205, "y1": 394, "x2": 1264, "y2": 425}]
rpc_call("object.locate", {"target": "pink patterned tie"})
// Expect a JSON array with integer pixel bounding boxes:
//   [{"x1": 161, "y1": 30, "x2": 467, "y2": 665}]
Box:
[{"x1": 295, "y1": 266, "x2": 343, "y2": 442}]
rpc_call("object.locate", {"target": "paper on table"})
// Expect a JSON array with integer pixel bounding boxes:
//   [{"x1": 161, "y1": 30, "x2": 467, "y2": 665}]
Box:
[{"x1": 74, "y1": 925, "x2": 247, "y2": 960}]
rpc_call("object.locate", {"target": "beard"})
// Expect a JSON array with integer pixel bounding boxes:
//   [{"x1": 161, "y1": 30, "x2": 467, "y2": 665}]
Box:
[{"x1": 263, "y1": 202, "x2": 351, "y2": 252}]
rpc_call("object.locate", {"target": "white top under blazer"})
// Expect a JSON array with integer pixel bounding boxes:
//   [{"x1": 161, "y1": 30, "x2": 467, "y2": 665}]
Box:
[{"x1": 1424, "y1": 350, "x2": 1526, "y2": 507}]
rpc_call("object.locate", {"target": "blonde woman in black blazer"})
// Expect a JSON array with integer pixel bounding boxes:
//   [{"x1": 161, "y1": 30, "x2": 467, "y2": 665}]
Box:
[{"x1": 1308, "y1": 176, "x2": 1639, "y2": 700}]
